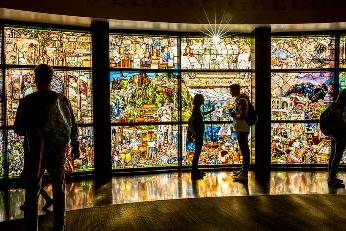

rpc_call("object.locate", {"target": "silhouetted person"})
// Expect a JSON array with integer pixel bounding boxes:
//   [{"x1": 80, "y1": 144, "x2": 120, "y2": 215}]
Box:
[
  {"x1": 187, "y1": 94, "x2": 214, "y2": 179},
  {"x1": 230, "y1": 84, "x2": 250, "y2": 182},
  {"x1": 14, "y1": 64, "x2": 79, "y2": 231},
  {"x1": 328, "y1": 89, "x2": 346, "y2": 188}
]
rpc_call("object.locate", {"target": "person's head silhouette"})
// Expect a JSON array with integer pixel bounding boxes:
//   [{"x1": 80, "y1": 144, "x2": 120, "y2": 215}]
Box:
[
  {"x1": 34, "y1": 64, "x2": 53, "y2": 91},
  {"x1": 230, "y1": 84, "x2": 241, "y2": 97},
  {"x1": 193, "y1": 94, "x2": 204, "y2": 107},
  {"x1": 336, "y1": 89, "x2": 346, "y2": 107}
]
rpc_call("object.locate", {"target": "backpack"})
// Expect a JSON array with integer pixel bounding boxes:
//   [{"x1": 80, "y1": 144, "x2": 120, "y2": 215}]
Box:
[
  {"x1": 43, "y1": 94, "x2": 73, "y2": 144},
  {"x1": 320, "y1": 104, "x2": 338, "y2": 136},
  {"x1": 239, "y1": 97, "x2": 257, "y2": 126}
]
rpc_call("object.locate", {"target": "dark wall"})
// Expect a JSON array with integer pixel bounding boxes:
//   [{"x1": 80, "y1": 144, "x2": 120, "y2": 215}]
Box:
[{"x1": 1, "y1": 0, "x2": 346, "y2": 24}]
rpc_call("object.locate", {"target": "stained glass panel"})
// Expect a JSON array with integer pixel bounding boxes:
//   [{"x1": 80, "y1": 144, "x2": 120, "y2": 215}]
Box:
[
  {"x1": 181, "y1": 36, "x2": 252, "y2": 69},
  {"x1": 182, "y1": 72, "x2": 253, "y2": 121},
  {"x1": 5, "y1": 69, "x2": 92, "y2": 125},
  {"x1": 109, "y1": 34, "x2": 178, "y2": 69},
  {"x1": 110, "y1": 71, "x2": 178, "y2": 123},
  {"x1": 339, "y1": 72, "x2": 346, "y2": 89},
  {"x1": 183, "y1": 124, "x2": 251, "y2": 166},
  {"x1": 271, "y1": 72, "x2": 334, "y2": 120},
  {"x1": 340, "y1": 36, "x2": 346, "y2": 68},
  {"x1": 8, "y1": 130, "x2": 24, "y2": 177},
  {"x1": 4, "y1": 27, "x2": 91, "y2": 67},
  {"x1": 111, "y1": 125, "x2": 178, "y2": 168},
  {"x1": 271, "y1": 36, "x2": 335, "y2": 69},
  {"x1": 271, "y1": 123, "x2": 330, "y2": 164},
  {"x1": 0, "y1": 131, "x2": 4, "y2": 178}
]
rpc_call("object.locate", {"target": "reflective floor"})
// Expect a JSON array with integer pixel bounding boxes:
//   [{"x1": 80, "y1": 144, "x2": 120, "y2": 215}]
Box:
[{"x1": 1, "y1": 171, "x2": 346, "y2": 222}]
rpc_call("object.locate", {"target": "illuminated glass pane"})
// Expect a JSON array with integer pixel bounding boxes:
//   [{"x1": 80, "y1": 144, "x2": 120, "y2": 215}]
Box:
[
  {"x1": 271, "y1": 36, "x2": 335, "y2": 69},
  {"x1": 0, "y1": 71, "x2": 3, "y2": 126},
  {"x1": 6, "y1": 69, "x2": 92, "y2": 125},
  {"x1": 182, "y1": 72, "x2": 253, "y2": 121},
  {"x1": 271, "y1": 123, "x2": 330, "y2": 164},
  {"x1": 339, "y1": 72, "x2": 346, "y2": 90},
  {"x1": 181, "y1": 36, "x2": 252, "y2": 69},
  {"x1": 8, "y1": 130, "x2": 24, "y2": 177},
  {"x1": 271, "y1": 72, "x2": 334, "y2": 120},
  {"x1": 0, "y1": 131, "x2": 4, "y2": 178},
  {"x1": 66, "y1": 127, "x2": 94, "y2": 172},
  {"x1": 183, "y1": 124, "x2": 251, "y2": 166},
  {"x1": 109, "y1": 34, "x2": 178, "y2": 69},
  {"x1": 4, "y1": 27, "x2": 91, "y2": 67},
  {"x1": 110, "y1": 71, "x2": 178, "y2": 123},
  {"x1": 340, "y1": 36, "x2": 346, "y2": 68},
  {"x1": 111, "y1": 125, "x2": 178, "y2": 168}
]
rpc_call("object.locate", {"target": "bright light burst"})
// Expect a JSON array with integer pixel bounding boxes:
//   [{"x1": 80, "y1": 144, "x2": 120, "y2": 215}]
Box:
[{"x1": 201, "y1": 5, "x2": 232, "y2": 42}]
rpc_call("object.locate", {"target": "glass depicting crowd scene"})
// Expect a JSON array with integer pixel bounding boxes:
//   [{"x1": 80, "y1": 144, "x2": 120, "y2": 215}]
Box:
[
  {"x1": 109, "y1": 34, "x2": 178, "y2": 69},
  {"x1": 181, "y1": 36, "x2": 252, "y2": 69}
]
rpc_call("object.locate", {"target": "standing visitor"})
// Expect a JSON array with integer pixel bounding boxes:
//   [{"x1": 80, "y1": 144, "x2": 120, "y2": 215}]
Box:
[
  {"x1": 320, "y1": 89, "x2": 346, "y2": 188},
  {"x1": 14, "y1": 64, "x2": 80, "y2": 231},
  {"x1": 229, "y1": 84, "x2": 256, "y2": 182},
  {"x1": 187, "y1": 94, "x2": 214, "y2": 179}
]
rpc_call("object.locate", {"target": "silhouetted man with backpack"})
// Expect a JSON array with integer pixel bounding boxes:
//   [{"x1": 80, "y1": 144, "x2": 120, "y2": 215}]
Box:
[
  {"x1": 230, "y1": 84, "x2": 257, "y2": 182},
  {"x1": 14, "y1": 64, "x2": 80, "y2": 231},
  {"x1": 320, "y1": 89, "x2": 346, "y2": 188}
]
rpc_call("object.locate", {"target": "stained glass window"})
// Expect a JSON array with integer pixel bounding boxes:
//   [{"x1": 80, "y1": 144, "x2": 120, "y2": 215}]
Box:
[
  {"x1": 271, "y1": 72, "x2": 334, "y2": 120},
  {"x1": 0, "y1": 131, "x2": 4, "y2": 178},
  {"x1": 271, "y1": 36, "x2": 335, "y2": 69},
  {"x1": 4, "y1": 27, "x2": 91, "y2": 67},
  {"x1": 111, "y1": 125, "x2": 179, "y2": 168},
  {"x1": 5, "y1": 69, "x2": 92, "y2": 125},
  {"x1": 181, "y1": 36, "x2": 252, "y2": 70},
  {"x1": 66, "y1": 127, "x2": 94, "y2": 172},
  {"x1": 183, "y1": 124, "x2": 251, "y2": 166},
  {"x1": 339, "y1": 72, "x2": 346, "y2": 89},
  {"x1": 271, "y1": 123, "x2": 330, "y2": 164},
  {"x1": 8, "y1": 130, "x2": 24, "y2": 177},
  {"x1": 340, "y1": 36, "x2": 346, "y2": 68},
  {"x1": 109, "y1": 34, "x2": 178, "y2": 69},
  {"x1": 110, "y1": 71, "x2": 178, "y2": 123},
  {"x1": 182, "y1": 72, "x2": 253, "y2": 121}
]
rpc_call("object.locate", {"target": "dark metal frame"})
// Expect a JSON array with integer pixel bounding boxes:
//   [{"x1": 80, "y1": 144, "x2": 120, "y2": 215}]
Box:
[{"x1": 270, "y1": 30, "x2": 345, "y2": 168}]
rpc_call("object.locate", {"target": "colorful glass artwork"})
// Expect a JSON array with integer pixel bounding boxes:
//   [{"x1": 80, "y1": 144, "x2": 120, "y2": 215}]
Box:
[
  {"x1": 111, "y1": 125, "x2": 179, "y2": 168},
  {"x1": 181, "y1": 72, "x2": 253, "y2": 121},
  {"x1": 0, "y1": 131, "x2": 4, "y2": 178},
  {"x1": 181, "y1": 36, "x2": 252, "y2": 69},
  {"x1": 8, "y1": 126, "x2": 93, "y2": 177},
  {"x1": 5, "y1": 69, "x2": 92, "y2": 125},
  {"x1": 109, "y1": 34, "x2": 178, "y2": 69},
  {"x1": 271, "y1": 36, "x2": 335, "y2": 69},
  {"x1": 183, "y1": 124, "x2": 251, "y2": 166},
  {"x1": 110, "y1": 72, "x2": 178, "y2": 123},
  {"x1": 271, "y1": 123, "x2": 330, "y2": 164},
  {"x1": 339, "y1": 72, "x2": 346, "y2": 90},
  {"x1": 271, "y1": 72, "x2": 334, "y2": 120},
  {"x1": 66, "y1": 127, "x2": 94, "y2": 173},
  {"x1": 340, "y1": 36, "x2": 346, "y2": 68},
  {"x1": 8, "y1": 130, "x2": 24, "y2": 177},
  {"x1": 4, "y1": 27, "x2": 91, "y2": 67}
]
